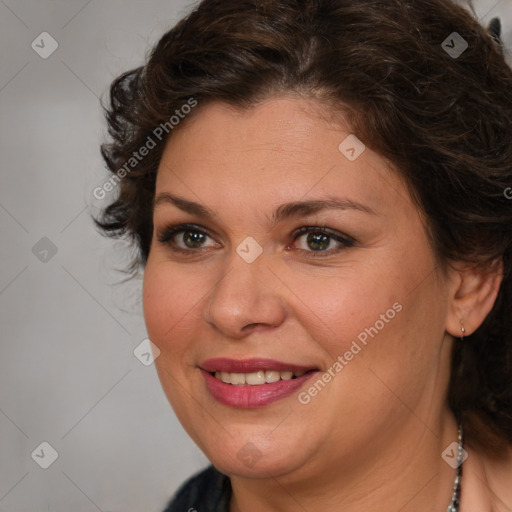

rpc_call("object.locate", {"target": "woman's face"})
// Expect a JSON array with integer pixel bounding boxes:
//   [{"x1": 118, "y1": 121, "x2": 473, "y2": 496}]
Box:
[{"x1": 143, "y1": 96, "x2": 455, "y2": 479}]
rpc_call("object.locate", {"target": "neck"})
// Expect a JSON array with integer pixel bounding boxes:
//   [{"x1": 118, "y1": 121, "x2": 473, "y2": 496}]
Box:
[{"x1": 229, "y1": 411, "x2": 460, "y2": 512}]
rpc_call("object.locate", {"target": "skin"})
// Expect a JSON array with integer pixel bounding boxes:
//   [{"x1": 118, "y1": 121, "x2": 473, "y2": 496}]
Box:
[{"x1": 142, "y1": 96, "x2": 509, "y2": 511}]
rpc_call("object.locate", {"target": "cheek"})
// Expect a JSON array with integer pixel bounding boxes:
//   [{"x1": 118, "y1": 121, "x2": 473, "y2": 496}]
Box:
[
  {"x1": 287, "y1": 250, "x2": 443, "y2": 388},
  {"x1": 142, "y1": 261, "x2": 199, "y2": 358},
  {"x1": 142, "y1": 265, "x2": 168, "y2": 342},
  {"x1": 142, "y1": 261, "x2": 204, "y2": 418},
  {"x1": 279, "y1": 259, "x2": 402, "y2": 357}
]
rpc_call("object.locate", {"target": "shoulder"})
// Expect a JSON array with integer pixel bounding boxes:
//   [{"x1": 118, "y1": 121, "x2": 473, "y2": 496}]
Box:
[
  {"x1": 461, "y1": 442, "x2": 512, "y2": 512},
  {"x1": 161, "y1": 464, "x2": 232, "y2": 512},
  {"x1": 481, "y1": 443, "x2": 512, "y2": 511}
]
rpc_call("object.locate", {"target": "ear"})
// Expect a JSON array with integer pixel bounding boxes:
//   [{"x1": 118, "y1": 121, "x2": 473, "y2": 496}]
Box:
[{"x1": 445, "y1": 258, "x2": 504, "y2": 338}]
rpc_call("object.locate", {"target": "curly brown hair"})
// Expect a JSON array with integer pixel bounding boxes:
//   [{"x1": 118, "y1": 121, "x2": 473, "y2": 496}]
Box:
[{"x1": 95, "y1": 0, "x2": 512, "y2": 454}]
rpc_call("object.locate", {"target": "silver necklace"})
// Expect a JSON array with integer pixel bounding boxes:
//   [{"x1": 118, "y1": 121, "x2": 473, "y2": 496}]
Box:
[{"x1": 446, "y1": 424, "x2": 464, "y2": 512}]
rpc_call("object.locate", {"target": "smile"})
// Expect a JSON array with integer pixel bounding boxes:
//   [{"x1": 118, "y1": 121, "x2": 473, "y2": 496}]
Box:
[{"x1": 199, "y1": 358, "x2": 319, "y2": 408}]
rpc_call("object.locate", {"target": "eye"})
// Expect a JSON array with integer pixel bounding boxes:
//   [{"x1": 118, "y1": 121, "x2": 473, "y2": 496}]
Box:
[
  {"x1": 156, "y1": 223, "x2": 217, "y2": 252},
  {"x1": 290, "y1": 226, "x2": 355, "y2": 257}
]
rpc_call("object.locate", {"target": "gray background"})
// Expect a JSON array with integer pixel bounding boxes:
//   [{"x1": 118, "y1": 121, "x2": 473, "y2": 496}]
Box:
[{"x1": 0, "y1": 1, "x2": 511, "y2": 511}]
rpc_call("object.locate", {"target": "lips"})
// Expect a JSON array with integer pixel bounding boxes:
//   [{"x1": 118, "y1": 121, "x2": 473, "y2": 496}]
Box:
[{"x1": 199, "y1": 358, "x2": 319, "y2": 408}]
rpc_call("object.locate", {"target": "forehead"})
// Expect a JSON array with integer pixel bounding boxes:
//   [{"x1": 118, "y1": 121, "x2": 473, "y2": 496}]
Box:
[{"x1": 154, "y1": 96, "x2": 413, "y2": 222}]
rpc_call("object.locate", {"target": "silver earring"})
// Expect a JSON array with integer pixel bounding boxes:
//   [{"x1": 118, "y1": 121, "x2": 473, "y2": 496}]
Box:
[{"x1": 460, "y1": 320, "x2": 465, "y2": 341}]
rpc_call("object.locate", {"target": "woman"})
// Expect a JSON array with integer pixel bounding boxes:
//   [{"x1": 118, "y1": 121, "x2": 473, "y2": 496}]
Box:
[{"x1": 95, "y1": 0, "x2": 512, "y2": 510}]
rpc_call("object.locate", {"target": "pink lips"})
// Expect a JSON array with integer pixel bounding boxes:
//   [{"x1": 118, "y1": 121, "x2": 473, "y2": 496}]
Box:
[{"x1": 199, "y1": 358, "x2": 318, "y2": 408}]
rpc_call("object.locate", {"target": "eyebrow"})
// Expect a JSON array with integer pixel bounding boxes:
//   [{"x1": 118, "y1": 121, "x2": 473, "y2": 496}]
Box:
[{"x1": 153, "y1": 192, "x2": 376, "y2": 227}]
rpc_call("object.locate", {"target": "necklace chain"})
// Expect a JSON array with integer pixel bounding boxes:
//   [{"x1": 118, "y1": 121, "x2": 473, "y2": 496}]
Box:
[{"x1": 446, "y1": 424, "x2": 464, "y2": 512}]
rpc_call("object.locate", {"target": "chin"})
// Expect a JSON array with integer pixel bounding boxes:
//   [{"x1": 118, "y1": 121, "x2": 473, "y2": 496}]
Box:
[
  {"x1": 202, "y1": 432, "x2": 309, "y2": 479},
  {"x1": 211, "y1": 452, "x2": 300, "y2": 479}
]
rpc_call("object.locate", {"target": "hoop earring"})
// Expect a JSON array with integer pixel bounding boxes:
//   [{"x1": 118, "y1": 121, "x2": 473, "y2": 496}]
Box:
[{"x1": 460, "y1": 319, "x2": 465, "y2": 341}]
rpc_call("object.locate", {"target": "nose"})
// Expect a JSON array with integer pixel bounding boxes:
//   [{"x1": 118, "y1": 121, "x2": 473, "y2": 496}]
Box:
[{"x1": 204, "y1": 252, "x2": 287, "y2": 339}]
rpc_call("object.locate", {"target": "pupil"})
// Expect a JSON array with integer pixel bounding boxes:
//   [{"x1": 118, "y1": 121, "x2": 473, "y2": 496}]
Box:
[
  {"x1": 184, "y1": 231, "x2": 205, "y2": 248},
  {"x1": 307, "y1": 232, "x2": 329, "y2": 251}
]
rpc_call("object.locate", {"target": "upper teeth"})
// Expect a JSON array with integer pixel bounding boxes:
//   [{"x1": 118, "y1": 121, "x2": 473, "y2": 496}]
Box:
[{"x1": 214, "y1": 370, "x2": 307, "y2": 385}]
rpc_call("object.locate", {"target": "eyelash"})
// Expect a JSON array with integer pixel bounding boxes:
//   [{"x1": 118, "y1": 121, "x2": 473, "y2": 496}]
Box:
[{"x1": 156, "y1": 223, "x2": 355, "y2": 258}]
